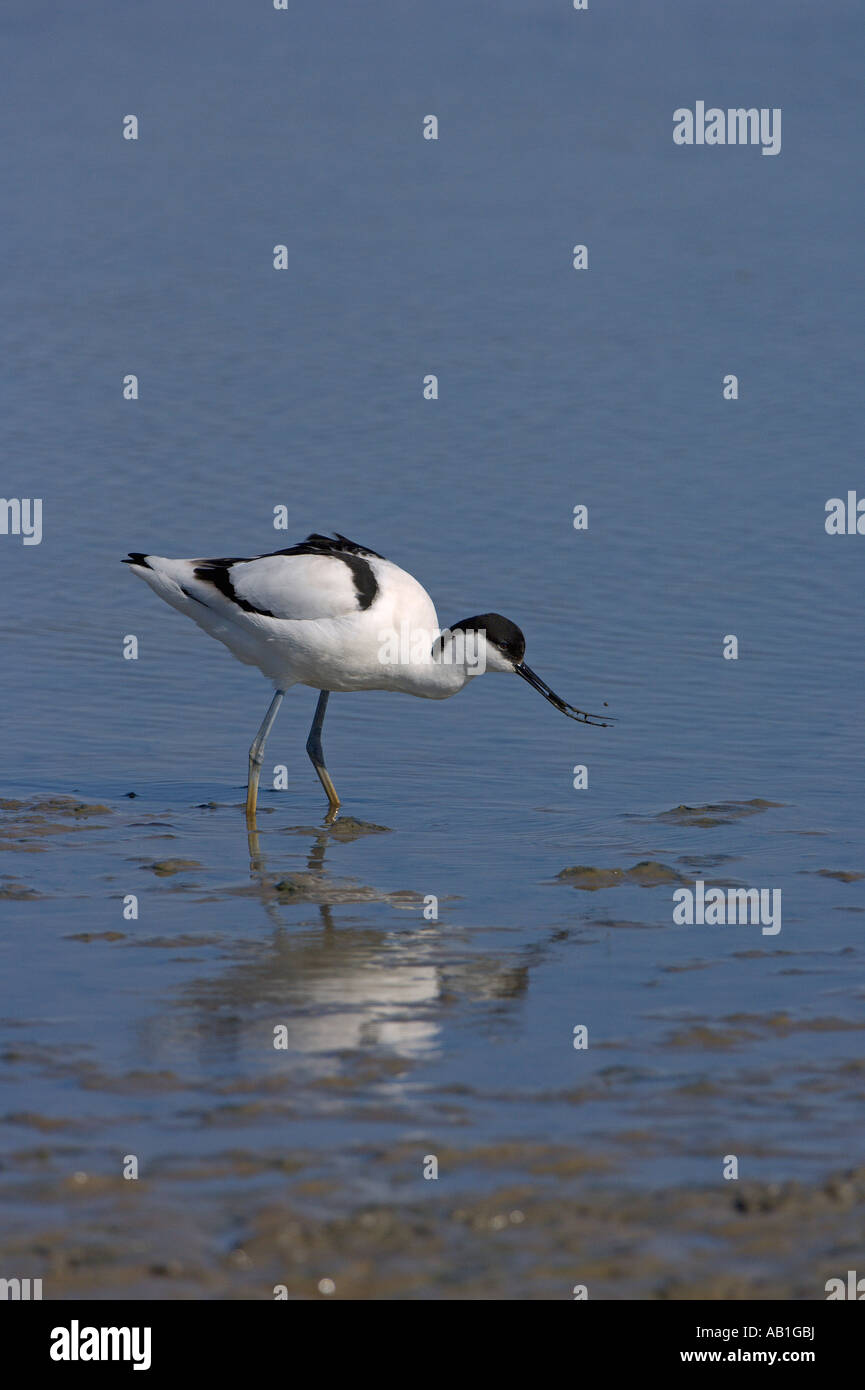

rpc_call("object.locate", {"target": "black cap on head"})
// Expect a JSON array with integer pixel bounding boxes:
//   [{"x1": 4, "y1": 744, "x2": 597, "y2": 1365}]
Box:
[{"x1": 448, "y1": 612, "x2": 526, "y2": 664}]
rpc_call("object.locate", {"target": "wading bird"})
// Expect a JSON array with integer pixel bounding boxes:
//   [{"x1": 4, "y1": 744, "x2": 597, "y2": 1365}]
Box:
[{"x1": 125, "y1": 533, "x2": 610, "y2": 822}]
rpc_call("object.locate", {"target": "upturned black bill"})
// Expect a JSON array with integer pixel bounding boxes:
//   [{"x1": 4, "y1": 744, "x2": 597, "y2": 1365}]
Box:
[{"x1": 515, "y1": 663, "x2": 612, "y2": 727}]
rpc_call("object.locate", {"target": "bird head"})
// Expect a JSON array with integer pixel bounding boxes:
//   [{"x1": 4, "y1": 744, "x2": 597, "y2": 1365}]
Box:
[{"x1": 436, "y1": 613, "x2": 612, "y2": 726}]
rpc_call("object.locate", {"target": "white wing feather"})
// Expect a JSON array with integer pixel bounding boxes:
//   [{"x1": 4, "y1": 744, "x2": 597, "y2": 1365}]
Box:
[{"x1": 222, "y1": 553, "x2": 363, "y2": 620}]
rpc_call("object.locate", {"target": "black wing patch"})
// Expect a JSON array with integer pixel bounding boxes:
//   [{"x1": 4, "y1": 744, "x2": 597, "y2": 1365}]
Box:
[
  {"x1": 191, "y1": 533, "x2": 383, "y2": 616},
  {"x1": 272, "y1": 533, "x2": 383, "y2": 610},
  {"x1": 282, "y1": 533, "x2": 385, "y2": 561},
  {"x1": 191, "y1": 561, "x2": 277, "y2": 617}
]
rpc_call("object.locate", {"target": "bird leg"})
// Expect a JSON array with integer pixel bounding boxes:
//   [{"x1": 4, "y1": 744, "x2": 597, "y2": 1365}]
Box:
[
  {"x1": 246, "y1": 689, "x2": 285, "y2": 824},
  {"x1": 306, "y1": 691, "x2": 340, "y2": 820}
]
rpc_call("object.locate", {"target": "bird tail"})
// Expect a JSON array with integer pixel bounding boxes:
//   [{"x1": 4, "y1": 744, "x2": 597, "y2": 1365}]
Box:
[{"x1": 123, "y1": 552, "x2": 198, "y2": 608}]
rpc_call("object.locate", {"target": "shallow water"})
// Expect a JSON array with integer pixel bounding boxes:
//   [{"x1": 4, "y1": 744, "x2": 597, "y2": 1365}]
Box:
[{"x1": 1, "y1": 0, "x2": 863, "y2": 1298}]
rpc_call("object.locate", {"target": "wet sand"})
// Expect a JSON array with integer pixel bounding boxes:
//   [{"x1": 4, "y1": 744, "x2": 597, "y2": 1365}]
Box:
[{"x1": 4, "y1": 1148, "x2": 864, "y2": 1299}]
